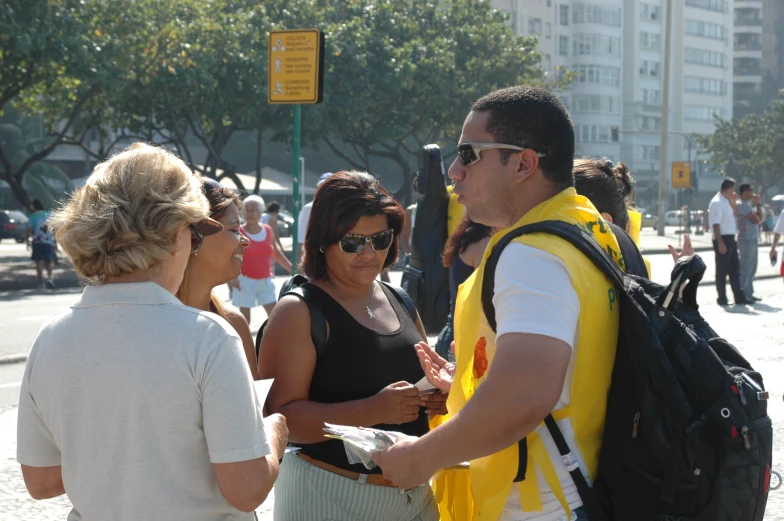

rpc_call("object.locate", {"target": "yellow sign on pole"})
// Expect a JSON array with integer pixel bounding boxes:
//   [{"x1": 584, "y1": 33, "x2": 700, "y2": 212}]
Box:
[
  {"x1": 671, "y1": 161, "x2": 691, "y2": 189},
  {"x1": 268, "y1": 29, "x2": 324, "y2": 104}
]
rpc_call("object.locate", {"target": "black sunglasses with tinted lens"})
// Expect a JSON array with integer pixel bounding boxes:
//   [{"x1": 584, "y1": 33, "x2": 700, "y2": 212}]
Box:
[
  {"x1": 339, "y1": 229, "x2": 394, "y2": 254},
  {"x1": 189, "y1": 225, "x2": 205, "y2": 254},
  {"x1": 456, "y1": 142, "x2": 546, "y2": 167}
]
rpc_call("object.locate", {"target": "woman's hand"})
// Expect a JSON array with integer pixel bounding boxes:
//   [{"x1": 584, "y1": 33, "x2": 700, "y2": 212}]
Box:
[
  {"x1": 668, "y1": 234, "x2": 694, "y2": 263},
  {"x1": 415, "y1": 341, "x2": 454, "y2": 394},
  {"x1": 372, "y1": 382, "x2": 421, "y2": 425},
  {"x1": 420, "y1": 391, "x2": 448, "y2": 417}
]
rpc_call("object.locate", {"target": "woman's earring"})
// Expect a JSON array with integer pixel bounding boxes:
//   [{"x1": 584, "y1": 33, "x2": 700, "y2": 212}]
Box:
[{"x1": 319, "y1": 246, "x2": 324, "y2": 253}]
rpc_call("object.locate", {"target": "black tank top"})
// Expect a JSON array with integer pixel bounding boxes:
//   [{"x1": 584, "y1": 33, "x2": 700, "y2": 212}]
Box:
[{"x1": 299, "y1": 283, "x2": 429, "y2": 473}]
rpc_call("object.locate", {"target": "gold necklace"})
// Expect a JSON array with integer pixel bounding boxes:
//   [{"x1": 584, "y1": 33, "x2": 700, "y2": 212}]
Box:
[{"x1": 326, "y1": 280, "x2": 377, "y2": 319}]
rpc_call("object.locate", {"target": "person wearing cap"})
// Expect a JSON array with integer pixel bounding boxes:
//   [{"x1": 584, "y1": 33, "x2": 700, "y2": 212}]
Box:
[
  {"x1": 297, "y1": 172, "x2": 334, "y2": 264},
  {"x1": 16, "y1": 143, "x2": 287, "y2": 519}
]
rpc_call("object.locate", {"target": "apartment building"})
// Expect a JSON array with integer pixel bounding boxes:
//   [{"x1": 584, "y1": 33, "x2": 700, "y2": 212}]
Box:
[
  {"x1": 734, "y1": 0, "x2": 784, "y2": 118},
  {"x1": 493, "y1": 0, "x2": 734, "y2": 210}
]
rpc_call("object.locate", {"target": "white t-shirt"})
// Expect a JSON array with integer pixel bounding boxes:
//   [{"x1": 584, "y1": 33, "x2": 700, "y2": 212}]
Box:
[
  {"x1": 709, "y1": 192, "x2": 737, "y2": 236},
  {"x1": 17, "y1": 282, "x2": 270, "y2": 521},
  {"x1": 298, "y1": 202, "x2": 312, "y2": 244},
  {"x1": 493, "y1": 243, "x2": 585, "y2": 521},
  {"x1": 774, "y1": 211, "x2": 784, "y2": 236}
]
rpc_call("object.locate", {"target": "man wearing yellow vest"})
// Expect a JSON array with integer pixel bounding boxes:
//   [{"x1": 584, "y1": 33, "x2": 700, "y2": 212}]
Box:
[{"x1": 374, "y1": 86, "x2": 623, "y2": 521}]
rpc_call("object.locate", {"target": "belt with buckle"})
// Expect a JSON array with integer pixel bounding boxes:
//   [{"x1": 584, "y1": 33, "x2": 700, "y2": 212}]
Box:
[{"x1": 296, "y1": 452, "x2": 398, "y2": 488}]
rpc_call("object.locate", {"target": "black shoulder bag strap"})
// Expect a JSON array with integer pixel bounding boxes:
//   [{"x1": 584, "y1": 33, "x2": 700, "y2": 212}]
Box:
[
  {"x1": 255, "y1": 282, "x2": 328, "y2": 360},
  {"x1": 608, "y1": 222, "x2": 648, "y2": 278},
  {"x1": 481, "y1": 220, "x2": 620, "y2": 521},
  {"x1": 379, "y1": 280, "x2": 418, "y2": 322}
]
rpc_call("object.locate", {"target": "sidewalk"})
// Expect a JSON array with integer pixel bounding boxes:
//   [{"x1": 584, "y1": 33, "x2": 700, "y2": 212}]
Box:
[{"x1": 639, "y1": 226, "x2": 776, "y2": 254}]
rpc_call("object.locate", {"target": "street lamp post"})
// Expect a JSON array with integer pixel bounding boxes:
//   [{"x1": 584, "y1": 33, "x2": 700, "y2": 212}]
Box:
[{"x1": 657, "y1": 0, "x2": 673, "y2": 237}]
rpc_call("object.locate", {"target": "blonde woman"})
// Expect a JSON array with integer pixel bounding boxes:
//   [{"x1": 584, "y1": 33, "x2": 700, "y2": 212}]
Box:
[{"x1": 16, "y1": 143, "x2": 287, "y2": 520}]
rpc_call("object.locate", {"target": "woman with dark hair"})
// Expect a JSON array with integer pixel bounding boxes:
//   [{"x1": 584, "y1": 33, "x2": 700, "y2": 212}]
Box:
[
  {"x1": 435, "y1": 214, "x2": 491, "y2": 362},
  {"x1": 574, "y1": 158, "x2": 693, "y2": 267},
  {"x1": 573, "y1": 158, "x2": 634, "y2": 230},
  {"x1": 259, "y1": 170, "x2": 443, "y2": 521},
  {"x1": 177, "y1": 178, "x2": 259, "y2": 379}
]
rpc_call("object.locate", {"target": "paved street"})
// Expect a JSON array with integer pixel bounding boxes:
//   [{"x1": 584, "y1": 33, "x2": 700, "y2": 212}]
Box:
[{"x1": 1, "y1": 244, "x2": 783, "y2": 519}]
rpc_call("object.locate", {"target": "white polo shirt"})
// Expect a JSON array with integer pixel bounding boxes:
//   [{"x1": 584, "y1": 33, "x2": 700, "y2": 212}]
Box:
[
  {"x1": 709, "y1": 192, "x2": 737, "y2": 236},
  {"x1": 774, "y1": 211, "x2": 784, "y2": 236},
  {"x1": 17, "y1": 282, "x2": 270, "y2": 521}
]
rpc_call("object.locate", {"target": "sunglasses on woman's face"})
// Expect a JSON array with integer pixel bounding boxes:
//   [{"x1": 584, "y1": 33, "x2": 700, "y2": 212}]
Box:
[
  {"x1": 189, "y1": 218, "x2": 224, "y2": 254},
  {"x1": 338, "y1": 229, "x2": 394, "y2": 254}
]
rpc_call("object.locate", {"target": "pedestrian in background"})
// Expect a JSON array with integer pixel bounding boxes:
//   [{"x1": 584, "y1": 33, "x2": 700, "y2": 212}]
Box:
[
  {"x1": 230, "y1": 195, "x2": 292, "y2": 323},
  {"x1": 17, "y1": 143, "x2": 287, "y2": 520},
  {"x1": 26, "y1": 199, "x2": 56, "y2": 289},
  {"x1": 177, "y1": 178, "x2": 258, "y2": 379},
  {"x1": 262, "y1": 201, "x2": 287, "y2": 259},
  {"x1": 260, "y1": 171, "x2": 444, "y2": 521},
  {"x1": 709, "y1": 178, "x2": 752, "y2": 305},
  {"x1": 762, "y1": 204, "x2": 775, "y2": 244},
  {"x1": 297, "y1": 172, "x2": 333, "y2": 264},
  {"x1": 735, "y1": 183, "x2": 763, "y2": 302}
]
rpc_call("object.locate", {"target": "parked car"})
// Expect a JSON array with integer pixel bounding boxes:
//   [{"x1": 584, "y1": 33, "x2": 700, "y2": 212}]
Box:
[
  {"x1": 0, "y1": 210, "x2": 30, "y2": 243},
  {"x1": 277, "y1": 210, "x2": 294, "y2": 238},
  {"x1": 641, "y1": 213, "x2": 658, "y2": 230},
  {"x1": 665, "y1": 210, "x2": 682, "y2": 227}
]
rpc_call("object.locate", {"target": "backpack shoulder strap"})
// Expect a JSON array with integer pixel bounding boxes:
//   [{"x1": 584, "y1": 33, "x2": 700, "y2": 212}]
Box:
[
  {"x1": 608, "y1": 222, "x2": 648, "y2": 278},
  {"x1": 379, "y1": 280, "x2": 418, "y2": 322},
  {"x1": 254, "y1": 282, "x2": 328, "y2": 360},
  {"x1": 481, "y1": 220, "x2": 624, "y2": 333}
]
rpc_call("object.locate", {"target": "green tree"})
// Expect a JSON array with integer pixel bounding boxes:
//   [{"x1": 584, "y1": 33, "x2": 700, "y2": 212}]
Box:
[
  {"x1": 698, "y1": 97, "x2": 784, "y2": 194},
  {"x1": 305, "y1": 0, "x2": 546, "y2": 200},
  {"x1": 0, "y1": 0, "x2": 98, "y2": 209}
]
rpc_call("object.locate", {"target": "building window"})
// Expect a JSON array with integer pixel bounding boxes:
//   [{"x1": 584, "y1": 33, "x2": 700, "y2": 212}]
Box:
[
  {"x1": 559, "y1": 5, "x2": 569, "y2": 25},
  {"x1": 685, "y1": 0, "x2": 728, "y2": 12},
  {"x1": 575, "y1": 65, "x2": 621, "y2": 86},
  {"x1": 545, "y1": 54, "x2": 552, "y2": 70},
  {"x1": 545, "y1": 22, "x2": 552, "y2": 38},
  {"x1": 684, "y1": 47, "x2": 725, "y2": 67},
  {"x1": 638, "y1": 116, "x2": 662, "y2": 130},
  {"x1": 572, "y1": 35, "x2": 621, "y2": 57},
  {"x1": 575, "y1": 125, "x2": 613, "y2": 144},
  {"x1": 529, "y1": 17, "x2": 543, "y2": 35},
  {"x1": 640, "y1": 32, "x2": 649, "y2": 48},
  {"x1": 641, "y1": 145, "x2": 661, "y2": 160},
  {"x1": 684, "y1": 105, "x2": 725, "y2": 121},
  {"x1": 572, "y1": 4, "x2": 621, "y2": 26},
  {"x1": 685, "y1": 19, "x2": 727, "y2": 41},
  {"x1": 641, "y1": 88, "x2": 662, "y2": 105},
  {"x1": 640, "y1": 59, "x2": 649, "y2": 76},
  {"x1": 559, "y1": 35, "x2": 569, "y2": 56},
  {"x1": 572, "y1": 95, "x2": 621, "y2": 114},
  {"x1": 684, "y1": 76, "x2": 726, "y2": 95},
  {"x1": 650, "y1": 61, "x2": 660, "y2": 77}
]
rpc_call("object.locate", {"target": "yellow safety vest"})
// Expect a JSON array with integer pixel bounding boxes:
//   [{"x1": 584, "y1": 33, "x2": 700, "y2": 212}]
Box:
[
  {"x1": 447, "y1": 186, "x2": 466, "y2": 239},
  {"x1": 436, "y1": 188, "x2": 623, "y2": 521}
]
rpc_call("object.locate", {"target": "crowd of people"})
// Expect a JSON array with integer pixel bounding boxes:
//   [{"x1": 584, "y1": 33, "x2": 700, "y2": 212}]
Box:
[{"x1": 14, "y1": 85, "x2": 779, "y2": 521}]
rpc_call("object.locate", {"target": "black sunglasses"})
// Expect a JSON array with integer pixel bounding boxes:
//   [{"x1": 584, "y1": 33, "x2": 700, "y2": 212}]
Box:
[
  {"x1": 339, "y1": 229, "x2": 394, "y2": 254},
  {"x1": 456, "y1": 142, "x2": 547, "y2": 167},
  {"x1": 189, "y1": 219, "x2": 224, "y2": 254}
]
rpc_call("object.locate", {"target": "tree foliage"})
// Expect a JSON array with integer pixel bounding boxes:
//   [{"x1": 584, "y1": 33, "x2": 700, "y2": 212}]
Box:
[{"x1": 697, "y1": 97, "x2": 784, "y2": 194}]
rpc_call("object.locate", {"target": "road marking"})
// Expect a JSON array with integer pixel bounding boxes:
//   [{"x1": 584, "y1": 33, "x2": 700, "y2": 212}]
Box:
[{"x1": 0, "y1": 382, "x2": 21, "y2": 390}]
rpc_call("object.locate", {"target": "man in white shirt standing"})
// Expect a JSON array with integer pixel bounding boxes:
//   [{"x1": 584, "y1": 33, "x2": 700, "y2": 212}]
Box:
[
  {"x1": 297, "y1": 172, "x2": 333, "y2": 265},
  {"x1": 709, "y1": 177, "x2": 752, "y2": 305}
]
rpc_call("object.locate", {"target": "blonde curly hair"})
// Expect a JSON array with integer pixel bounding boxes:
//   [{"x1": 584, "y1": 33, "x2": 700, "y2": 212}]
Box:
[{"x1": 49, "y1": 143, "x2": 209, "y2": 282}]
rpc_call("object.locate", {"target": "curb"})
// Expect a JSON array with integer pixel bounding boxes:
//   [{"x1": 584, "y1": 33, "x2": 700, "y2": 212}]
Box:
[{"x1": 0, "y1": 354, "x2": 27, "y2": 365}]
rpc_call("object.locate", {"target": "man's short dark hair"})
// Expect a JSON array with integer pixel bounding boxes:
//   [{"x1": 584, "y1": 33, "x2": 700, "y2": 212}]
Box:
[
  {"x1": 720, "y1": 177, "x2": 736, "y2": 191},
  {"x1": 738, "y1": 182, "x2": 752, "y2": 195},
  {"x1": 471, "y1": 85, "x2": 575, "y2": 190},
  {"x1": 266, "y1": 201, "x2": 281, "y2": 213}
]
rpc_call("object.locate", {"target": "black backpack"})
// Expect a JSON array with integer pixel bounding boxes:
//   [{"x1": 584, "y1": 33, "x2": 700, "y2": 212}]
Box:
[
  {"x1": 481, "y1": 220, "x2": 772, "y2": 521},
  {"x1": 255, "y1": 275, "x2": 418, "y2": 359}
]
